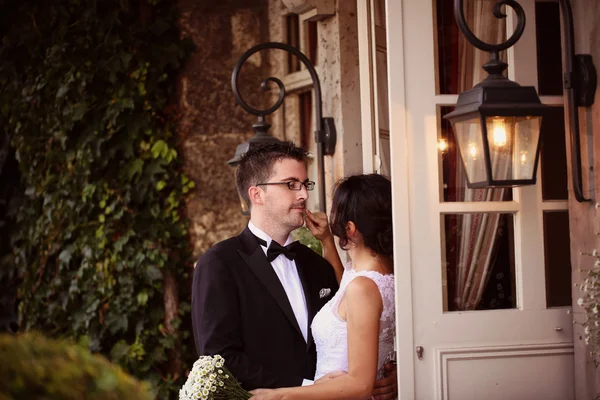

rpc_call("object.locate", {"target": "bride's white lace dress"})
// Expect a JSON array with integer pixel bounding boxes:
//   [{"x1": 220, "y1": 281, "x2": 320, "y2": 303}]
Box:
[{"x1": 311, "y1": 263, "x2": 395, "y2": 381}]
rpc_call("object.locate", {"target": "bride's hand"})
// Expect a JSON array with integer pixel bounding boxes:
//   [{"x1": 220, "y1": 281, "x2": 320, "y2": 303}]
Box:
[
  {"x1": 305, "y1": 210, "x2": 332, "y2": 242},
  {"x1": 314, "y1": 370, "x2": 347, "y2": 384},
  {"x1": 249, "y1": 388, "x2": 284, "y2": 399}
]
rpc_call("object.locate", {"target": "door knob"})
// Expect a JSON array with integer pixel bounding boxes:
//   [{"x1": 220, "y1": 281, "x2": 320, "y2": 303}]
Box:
[{"x1": 416, "y1": 346, "x2": 424, "y2": 360}]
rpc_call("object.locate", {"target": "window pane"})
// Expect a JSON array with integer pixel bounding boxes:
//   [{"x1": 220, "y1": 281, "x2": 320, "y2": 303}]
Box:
[
  {"x1": 435, "y1": 0, "x2": 507, "y2": 94},
  {"x1": 306, "y1": 21, "x2": 318, "y2": 65},
  {"x1": 536, "y1": 1, "x2": 563, "y2": 95},
  {"x1": 541, "y1": 107, "x2": 568, "y2": 200},
  {"x1": 379, "y1": 135, "x2": 390, "y2": 178},
  {"x1": 376, "y1": 50, "x2": 389, "y2": 132},
  {"x1": 544, "y1": 211, "x2": 572, "y2": 307},
  {"x1": 442, "y1": 213, "x2": 516, "y2": 311},
  {"x1": 374, "y1": 0, "x2": 386, "y2": 28},
  {"x1": 299, "y1": 92, "x2": 312, "y2": 149},
  {"x1": 286, "y1": 14, "x2": 301, "y2": 73},
  {"x1": 439, "y1": 106, "x2": 513, "y2": 202}
]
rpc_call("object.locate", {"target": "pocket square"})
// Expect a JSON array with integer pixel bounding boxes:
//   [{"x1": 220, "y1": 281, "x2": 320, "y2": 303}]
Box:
[{"x1": 319, "y1": 288, "x2": 331, "y2": 299}]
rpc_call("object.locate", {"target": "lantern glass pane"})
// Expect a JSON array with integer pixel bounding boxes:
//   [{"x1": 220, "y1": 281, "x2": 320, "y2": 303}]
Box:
[
  {"x1": 485, "y1": 116, "x2": 541, "y2": 182},
  {"x1": 439, "y1": 106, "x2": 512, "y2": 201},
  {"x1": 452, "y1": 117, "x2": 486, "y2": 184}
]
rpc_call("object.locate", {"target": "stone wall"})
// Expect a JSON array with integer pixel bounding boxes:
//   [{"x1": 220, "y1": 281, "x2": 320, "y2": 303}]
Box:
[{"x1": 177, "y1": 0, "x2": 276, "y2": 256}]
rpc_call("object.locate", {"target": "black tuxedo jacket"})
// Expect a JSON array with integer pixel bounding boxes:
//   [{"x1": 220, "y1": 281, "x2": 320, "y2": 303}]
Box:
[{"x1": 192, "y1": 227, "x2": 339, "y2": 390}]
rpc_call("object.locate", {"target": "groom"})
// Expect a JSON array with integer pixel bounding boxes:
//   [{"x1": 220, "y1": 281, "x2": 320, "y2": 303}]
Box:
[{"x1": 192, "y1": 141, "x2": 397, "y2": 398}]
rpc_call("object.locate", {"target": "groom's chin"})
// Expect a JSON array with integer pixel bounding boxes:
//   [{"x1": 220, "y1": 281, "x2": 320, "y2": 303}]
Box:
[{"x1": 289, "y1": 214, "x2": 305, "y2": 230}]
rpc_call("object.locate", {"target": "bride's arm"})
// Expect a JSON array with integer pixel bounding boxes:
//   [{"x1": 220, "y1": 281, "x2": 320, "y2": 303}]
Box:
[
  {"x1": 251, "y1": 277, "x2": 383, "y2": 400},
  {"x1": 319, "y1": 235, "x2": 344, "y2": 284},
  {"x1": 305, "y1": 210, "x2": 344, "y2": 283}
]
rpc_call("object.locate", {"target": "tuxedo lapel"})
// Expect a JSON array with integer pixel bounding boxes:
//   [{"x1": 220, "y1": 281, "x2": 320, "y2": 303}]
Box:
[
  {"x1": 238, "y1": 241, "x2": 304, "y2": 340},
  {"x1": 294, "y1": 249, "x2": 319, "y2": 349}
]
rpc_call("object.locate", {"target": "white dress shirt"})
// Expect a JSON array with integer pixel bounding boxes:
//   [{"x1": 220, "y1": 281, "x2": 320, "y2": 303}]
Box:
[{"x1": 248, "y1": 222, "x2": 309, "y2": 342}]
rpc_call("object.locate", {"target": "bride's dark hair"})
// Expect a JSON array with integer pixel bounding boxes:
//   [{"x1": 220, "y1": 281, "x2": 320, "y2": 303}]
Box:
[{"x1": 329, "y1": 174, "x2": 393, "y2": 260}]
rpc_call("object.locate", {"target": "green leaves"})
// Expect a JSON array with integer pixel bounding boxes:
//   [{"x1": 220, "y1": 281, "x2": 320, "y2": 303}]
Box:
[
  {"x1": 0, "y1": 333, "x2": 153, "y2": 400},
  {"x1": 145, "y1": 265, "x2": 163, "y2": 282},
  {"x1": 137, "y1": 290, "x2": 149, "y2": 306},
  {"x1": 126, "y1": 159, "x2": 144, "y2": 183},
  {"x1": 155, "y1": 180, "x2": 167, "y2": 191},
  {"x1": 150, "y1": 139, "x2": 177, "y2": 163},
  {"x1": 1, "y1": 0, "x2": 194, "y2": 398},
  {"x1": 111, "y1": 340, "x2": 131, "y2": 363}
]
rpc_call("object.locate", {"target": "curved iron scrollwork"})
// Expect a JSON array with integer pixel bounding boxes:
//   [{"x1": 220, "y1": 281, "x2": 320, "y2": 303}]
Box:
[
  {"x1": 454, "y1": 0, "x2": 526, "y2": 56},
  {"x1": 231, "y1": 42, "x2": 337, "y2": 212},
  {"x1": 454, "y1": 0, "x2": 525, "y2": 76},
  {"x1": 232, "y1": 75, "x2": 287, "y2": 120},
  {"x1": 232, "y1": 42, "x2": 321, "y2": 125}
]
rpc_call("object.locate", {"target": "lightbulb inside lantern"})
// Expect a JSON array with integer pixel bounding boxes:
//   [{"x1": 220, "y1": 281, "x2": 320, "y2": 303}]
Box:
[
  {"x1": 520, "y1": 151, "x2": 528, "y2": 165},
  {"x1": 492, "y1": 118, "x2": 507, "y2": 147},
  {"x1": 468, "y1": 143, "x2": 477, "y2": 159},
  {"x1": 438, "y1": 139, "x2": 448, "y2": 152}
]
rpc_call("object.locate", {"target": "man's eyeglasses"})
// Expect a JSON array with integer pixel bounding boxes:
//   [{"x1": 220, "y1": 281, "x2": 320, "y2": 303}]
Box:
[{"x1": 256, "y1": 180, "x2": 315, "y2": 191}]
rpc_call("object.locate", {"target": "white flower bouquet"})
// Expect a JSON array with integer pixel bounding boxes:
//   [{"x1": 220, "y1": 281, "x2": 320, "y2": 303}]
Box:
[
  {"x1": 179, "y1": 355, "x2": 252, "y2": 400},
  {"x1": 577, "y1": 249, "x2": 600, "y2": 363}
]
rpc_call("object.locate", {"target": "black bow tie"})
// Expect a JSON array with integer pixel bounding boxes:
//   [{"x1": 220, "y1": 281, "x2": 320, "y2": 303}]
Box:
[{"x1": 255, "y1": 236, "x2": 300, "y2": 262}]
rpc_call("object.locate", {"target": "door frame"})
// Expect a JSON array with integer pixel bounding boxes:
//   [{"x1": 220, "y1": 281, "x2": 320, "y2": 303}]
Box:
[{"x1": 381, "y1": 0, "x2": 416, "y2": 398}]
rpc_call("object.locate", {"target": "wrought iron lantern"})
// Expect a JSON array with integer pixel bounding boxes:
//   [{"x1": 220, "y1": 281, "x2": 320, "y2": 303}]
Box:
[
  {"x1": 445, "y1": 0, "x2": 596, "y2": 200},
  {"x1": 444, "y1": 0, "x2": 547, "y2": 188},
  {"x1": 229, "y1": 42, "x2": 336, "y2": 215}
]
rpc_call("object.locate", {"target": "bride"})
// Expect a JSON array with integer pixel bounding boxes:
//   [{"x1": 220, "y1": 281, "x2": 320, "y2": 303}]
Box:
[{"x1": 251, "y1": 174, "x2": 396, "y2": 400}]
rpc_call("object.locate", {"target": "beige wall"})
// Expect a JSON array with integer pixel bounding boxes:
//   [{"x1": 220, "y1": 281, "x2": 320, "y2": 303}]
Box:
[
  {"x1": 273, "y1": 1, "x2": 364, "y2": 211},
  {"x1": 178, "y1": 0, "x2": 363, "y2": 256},
  {"x1": 570, "y1": 0, "x2": 600, "y2": 398},
  {"x1": 320, "y1": 1, "x2": 364, "y2": 199}
]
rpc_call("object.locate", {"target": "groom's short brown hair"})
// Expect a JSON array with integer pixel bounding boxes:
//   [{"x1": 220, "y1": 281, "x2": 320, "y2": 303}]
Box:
[{"x1": 235, "y1": 141, "x2": 309, "y2": 210}]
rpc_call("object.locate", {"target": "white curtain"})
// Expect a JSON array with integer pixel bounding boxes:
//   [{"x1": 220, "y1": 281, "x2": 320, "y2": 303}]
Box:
[{"x1": 453, "y1": 0, "x2": 508, "y2": 310}]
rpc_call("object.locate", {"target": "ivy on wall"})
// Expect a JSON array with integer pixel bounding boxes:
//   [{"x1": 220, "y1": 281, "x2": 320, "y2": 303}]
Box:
[{"x1": 0, "y1": 0, "x2": 195, "y2": 397}]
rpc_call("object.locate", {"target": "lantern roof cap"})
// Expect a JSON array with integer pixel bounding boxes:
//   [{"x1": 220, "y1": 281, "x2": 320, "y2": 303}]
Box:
[
  {"x1": 227, "y1": 119, "x2": 282, "y2": 166},
  {"x1": 444, "y1": 74, "x2": 551, "y2": 120}
]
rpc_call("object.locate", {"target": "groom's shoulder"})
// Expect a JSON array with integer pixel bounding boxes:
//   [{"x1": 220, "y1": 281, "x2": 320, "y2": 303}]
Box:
[
  {"x1": 209, "y1": 235, "x2": 241, "y2": 253},
  {"x1": 195, "y1": 235, "x2": 243, "y2": 268}
]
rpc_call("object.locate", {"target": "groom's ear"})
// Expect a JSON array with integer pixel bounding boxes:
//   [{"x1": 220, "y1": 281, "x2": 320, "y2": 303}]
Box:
[{"x1": 248, "y1": 186, "x2": 264, "y2": 207}]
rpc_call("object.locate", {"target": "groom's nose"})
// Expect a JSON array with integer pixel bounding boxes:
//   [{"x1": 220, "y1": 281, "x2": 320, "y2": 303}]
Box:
[{"x1": 297, "y1": 185, "x2": 309, "y2": 200}]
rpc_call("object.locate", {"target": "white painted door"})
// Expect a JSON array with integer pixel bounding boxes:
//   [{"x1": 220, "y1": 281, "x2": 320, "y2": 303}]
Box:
[{"x1": 386, "y1": 0, "x2": 576, "y2": 399}]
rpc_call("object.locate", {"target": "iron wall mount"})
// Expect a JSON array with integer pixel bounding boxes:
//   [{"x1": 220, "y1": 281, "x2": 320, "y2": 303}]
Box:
[
  {"x1": 558, "y1": 0, "x2": 596, "y2": 202},
  {"x1": 231, "y1": 42, "x2": 337, "y2": 213}
]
